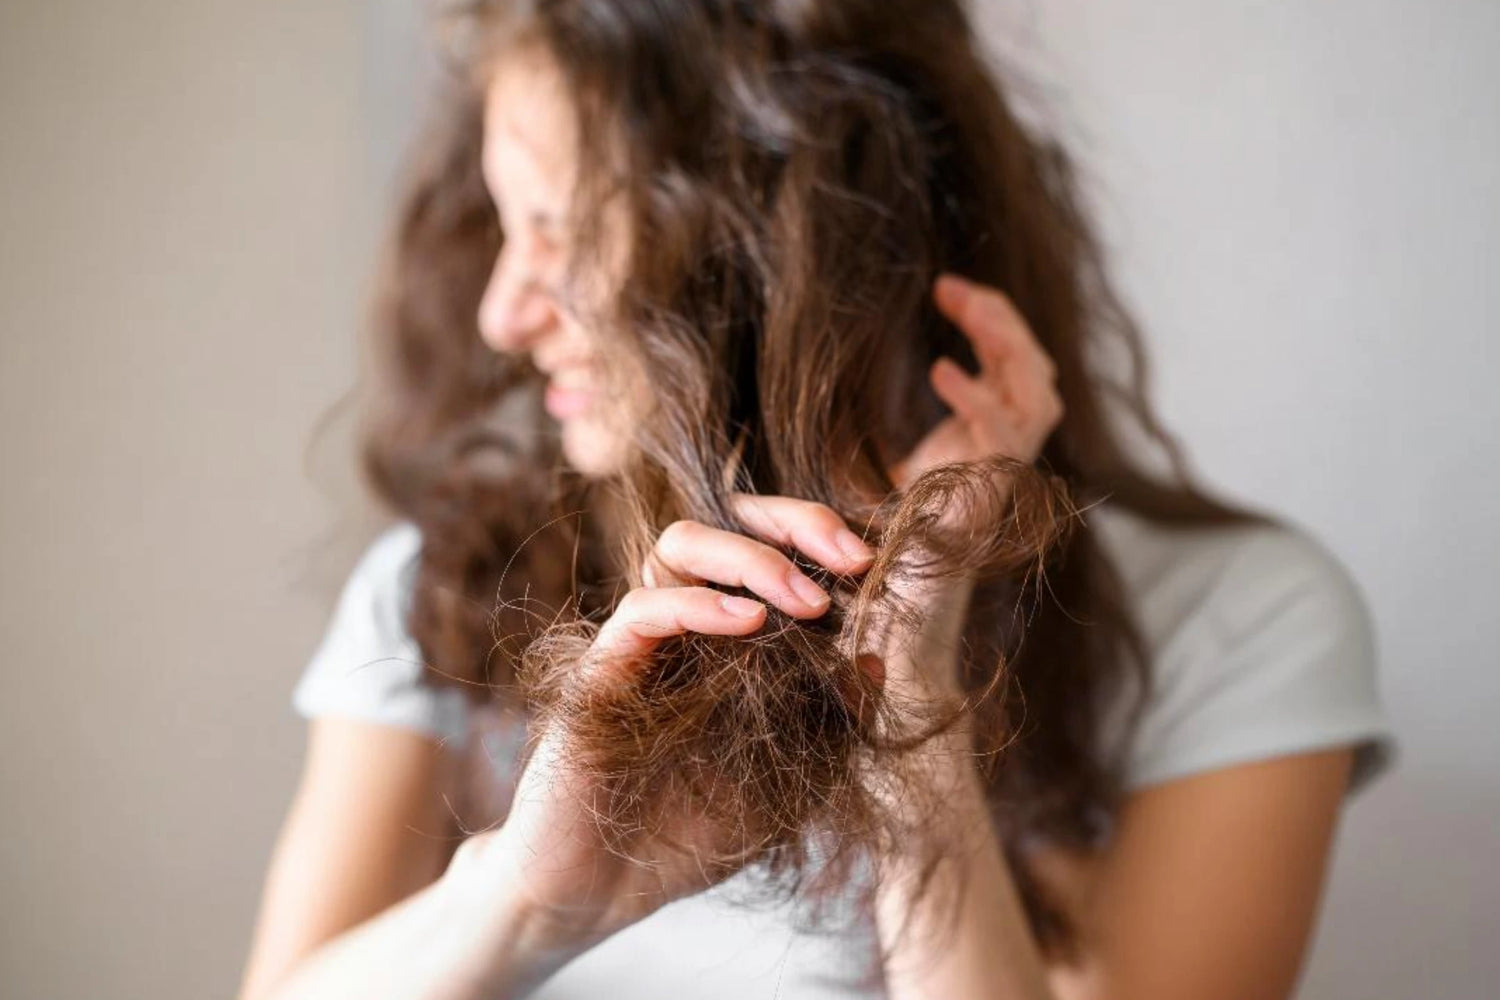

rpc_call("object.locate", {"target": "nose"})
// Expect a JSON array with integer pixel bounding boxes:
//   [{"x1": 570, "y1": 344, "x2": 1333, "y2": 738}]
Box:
[{"x1": 477, "y1": 236, "x2": 557, "y2": 353}]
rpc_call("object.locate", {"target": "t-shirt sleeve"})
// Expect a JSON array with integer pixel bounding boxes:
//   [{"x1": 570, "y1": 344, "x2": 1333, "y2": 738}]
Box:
[
  {"x1": 1122, "y1": 525, "x2": 1396, "y2": 795},
  {"x1": 291, "y1": 521, "x2": 470, "y2": 749}
]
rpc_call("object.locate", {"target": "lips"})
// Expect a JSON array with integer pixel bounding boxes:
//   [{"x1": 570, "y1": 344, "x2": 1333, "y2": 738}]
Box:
[
  {"x1": 544, "y1": 379, "x2": 592, "y2": 419},
  {"x1": 536, "y1": 355, "x2": 597, "y2": 420}
]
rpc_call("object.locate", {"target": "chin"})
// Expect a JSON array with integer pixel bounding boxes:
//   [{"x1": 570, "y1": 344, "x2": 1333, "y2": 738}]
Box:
[{"x1": 560, "y1": 418, "x2": 630, "y2": 478}]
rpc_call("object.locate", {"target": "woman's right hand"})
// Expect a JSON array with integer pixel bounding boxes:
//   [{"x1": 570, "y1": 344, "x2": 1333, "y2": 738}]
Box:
[{"x1": 437, "y1": 496, "x2": 876, "y2": 994}]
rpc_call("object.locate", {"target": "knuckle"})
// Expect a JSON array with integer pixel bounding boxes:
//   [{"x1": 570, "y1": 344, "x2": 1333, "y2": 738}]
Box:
[
  {"x1": 756, "y1": 552, "x2": 797, "y2": 587},
  {"x1": 686, "y1": 585, "x2": 723, "y2": 607},
  {"x1": 810, "y1": 500, "x2": 844, "y2": 524},
  {"x1": 656, "y1": 519, "x2": 696, "y2": 551},
  {"x1": 615, "y1": 587, "x2": 651, "y2": 618},
  {"x1": 795, "y1": 499, "x2": 845, "y2": 535},
  {"x1": 727, "y1": 491, "x2": 758, "y2": 516}
]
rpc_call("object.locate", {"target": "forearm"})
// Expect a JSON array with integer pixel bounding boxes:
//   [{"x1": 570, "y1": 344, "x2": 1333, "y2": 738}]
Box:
[
  {"x1": 869, "y1": 570, "x2": 1055, "y2": 1000},
  {"x1": 875, "y1": 729, "x2": 1055, "y2": 1000},
  {"x1": 263, "y1": 848, "x2": 568, "y2": 1000}
]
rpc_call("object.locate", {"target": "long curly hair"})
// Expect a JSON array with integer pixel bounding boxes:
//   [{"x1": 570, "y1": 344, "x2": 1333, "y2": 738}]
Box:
[{"x1": 345, "y1": 0, "x2": 1265, "y2": 955}]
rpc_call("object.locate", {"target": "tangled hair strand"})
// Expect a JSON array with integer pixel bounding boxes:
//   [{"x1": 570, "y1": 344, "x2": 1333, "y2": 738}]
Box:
[{"x1": 342, "y1": 0, "x2": 1271, "y2": 958}]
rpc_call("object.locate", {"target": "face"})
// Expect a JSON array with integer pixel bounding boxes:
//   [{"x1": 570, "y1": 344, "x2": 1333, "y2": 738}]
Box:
[{"x1": 477, "y1": 47, "x2": 635, "y2": 477}]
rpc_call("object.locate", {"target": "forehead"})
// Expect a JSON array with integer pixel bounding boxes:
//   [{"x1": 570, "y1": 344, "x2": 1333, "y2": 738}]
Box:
[{"x1": 481, "y1": 47, "x2": 578, "y2": 190}]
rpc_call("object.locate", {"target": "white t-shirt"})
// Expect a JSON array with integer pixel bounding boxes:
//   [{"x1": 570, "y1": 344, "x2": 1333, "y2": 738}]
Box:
[{"x1": 291, "y1": 503, "x2": 1394, "y2": 998}]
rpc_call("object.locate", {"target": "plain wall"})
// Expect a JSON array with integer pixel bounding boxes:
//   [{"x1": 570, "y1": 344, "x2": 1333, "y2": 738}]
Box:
[
  {"x1": 0, "y1": 2, "x2": 373, "y2": 997},
  {"x1": 969, "y1": 4, "x2": 1499, "y2": 996},
  {"x1": 0, "y1": 1, "x2": 1494, "y2": 997}
]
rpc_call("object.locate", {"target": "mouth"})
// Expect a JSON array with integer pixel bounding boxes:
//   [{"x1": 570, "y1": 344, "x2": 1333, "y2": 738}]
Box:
[{"x1": 543, "y1": 378, "x2": 593, "y2": 419}]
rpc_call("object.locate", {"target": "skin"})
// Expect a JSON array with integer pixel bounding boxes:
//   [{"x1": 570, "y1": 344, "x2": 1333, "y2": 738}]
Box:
[
  {"x1": 475, "y1": 46, "x2": 636, "y2": 478},
  {"x1": 239, "y1": 45, "x2": 1357, "y2": 1000}
]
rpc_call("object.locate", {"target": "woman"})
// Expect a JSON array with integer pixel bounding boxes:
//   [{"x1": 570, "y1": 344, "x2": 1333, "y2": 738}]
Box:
[{"x1": 240, "y1": 1, "x2": 1392, "y2": 998}]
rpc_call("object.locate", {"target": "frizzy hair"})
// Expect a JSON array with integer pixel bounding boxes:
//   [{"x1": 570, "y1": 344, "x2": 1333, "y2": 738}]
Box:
[{"x1": 345, "y1": 0, "x2": 1267, "y2": 955}]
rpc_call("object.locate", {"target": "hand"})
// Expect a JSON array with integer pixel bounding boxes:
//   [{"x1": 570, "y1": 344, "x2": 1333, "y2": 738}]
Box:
[
  {"x1": 443, "y1": 496, "x2": 877, "y2": 985},
  {"x1": 888, "y1": 274, "x2": 1064, "y2": 493},
  {"x1": 875, "y1": 275, "x2": 1067, "y2": 713}
]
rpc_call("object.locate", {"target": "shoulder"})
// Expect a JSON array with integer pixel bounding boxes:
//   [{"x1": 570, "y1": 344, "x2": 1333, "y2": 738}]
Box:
[
  {"x1": 1089, "y1": 503, "x2": 1395, "y2": 796},
  {"x1": 291, "y1": 520, "x2": 472, "y2": 750},
  {"x1": 355, "y1": 520, "x2": 424, "y2": 582},
  {"x1": 321, "y1": 521, "x2": 425, "y2": 657},
  {"x1": 1089, "y1": 504, "x2": 1370, "y2": 650}
]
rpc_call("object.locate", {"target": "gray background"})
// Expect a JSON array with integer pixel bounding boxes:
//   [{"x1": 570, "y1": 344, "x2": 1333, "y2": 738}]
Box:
[{"x1": 0, "y1": 1, "x2": 1494, "y2": 996}]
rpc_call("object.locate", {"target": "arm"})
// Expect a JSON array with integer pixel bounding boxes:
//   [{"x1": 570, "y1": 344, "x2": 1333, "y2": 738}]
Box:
[
  {"x1": 877, "y1": 274, "x2": 1359, "y2": 998},
  {"x1": 237, "y1": 718, "x2": 462, "y2": 1000},
  {"x1": 256, "y1": 840, "x2": 560, "y2": 1000},
  {"x1": 875, "y1": 717, "x2": 1052, "y2": 1000},
  {"x1": 1055, "y1": 747, "x2": 1354, "y2": 1000},
  {"x1": 877, "y1": 732, "x2": 1355, "y2": 1000},
  {"x1": 251, "y1": 502, "x2": 879, "y2": 999}
]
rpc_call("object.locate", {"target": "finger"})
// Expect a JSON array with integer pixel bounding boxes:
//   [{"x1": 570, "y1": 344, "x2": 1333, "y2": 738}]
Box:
[
  {"x1": 640, "y1": 548, "x2": 694, "y2": 589},
  {"x1": 930, "y1": 356, "x2": 1007, "y2": 433},
  {"x1": 932, "y1": 354, "x2": 1060, "y2": 461},
  {"x1": 652, "y1": 519, "x2": 833, "y2": 618},
  {"x1": 589, "y1": 586, "x2": 766, "y2": 682},
  {"x1": 934, "y1": 274, "x2": 1057, "y2": 404},
  {"x1": 727, "y1": 494, "x2": 875, "y2": 574}
]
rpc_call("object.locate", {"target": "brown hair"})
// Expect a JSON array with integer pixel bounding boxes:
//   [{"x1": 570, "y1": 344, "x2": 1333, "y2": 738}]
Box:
[{"x1": 348, "y1": 0, "x2": 1265, "y2": 956}]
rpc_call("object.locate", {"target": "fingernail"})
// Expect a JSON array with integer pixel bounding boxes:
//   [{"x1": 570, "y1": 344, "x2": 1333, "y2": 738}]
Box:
[
  {"x1": 787, "y1": 569, "x2": 830, "y2": 609},
  {"x1": 721, "y1": 595, "x2": 764, "y2": 618},
  {"x1": 835, "y1": 529, "x2": 874, "y2": 564}
]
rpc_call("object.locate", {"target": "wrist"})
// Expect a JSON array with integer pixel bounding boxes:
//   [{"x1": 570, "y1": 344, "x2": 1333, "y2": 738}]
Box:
[
  {"x1": 435, "y1": 833, "x2": 583, "y2": 999},
  {"x1": 875, "y1": 565, "x2": 976, "y2": 708}
]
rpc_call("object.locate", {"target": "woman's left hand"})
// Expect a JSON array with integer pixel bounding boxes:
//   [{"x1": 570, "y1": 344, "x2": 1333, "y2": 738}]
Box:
[
  {"x1": 877, "y1": 274, "x2": 1068, "y2": 710},
  {"x1": 888, "y1": 274, "x2": 1065, "y2": 491}
]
